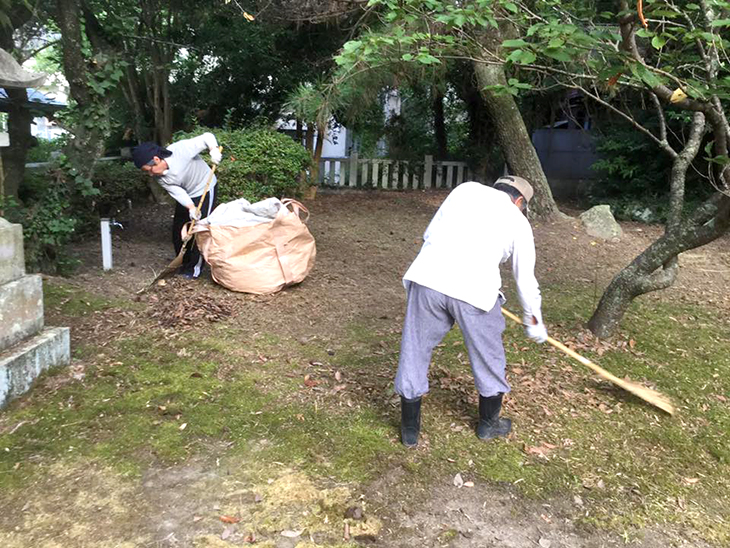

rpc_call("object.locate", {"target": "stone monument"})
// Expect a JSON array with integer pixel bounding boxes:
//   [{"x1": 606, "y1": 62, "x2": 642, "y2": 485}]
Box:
[{"x1": 0, "y1": 218, "x2": 70, "y2": 408}]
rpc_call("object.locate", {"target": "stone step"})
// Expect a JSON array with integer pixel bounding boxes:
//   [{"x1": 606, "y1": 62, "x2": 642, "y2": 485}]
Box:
[
  {"x1": 0, "y1": 274, "x2": 44, "y2": 351},
  {"x1": 0, "y1": 326, "x2": 70, "y2": 409},
  {"x1": 0, "y1": 218, "x2": 25, "y2": 285}
]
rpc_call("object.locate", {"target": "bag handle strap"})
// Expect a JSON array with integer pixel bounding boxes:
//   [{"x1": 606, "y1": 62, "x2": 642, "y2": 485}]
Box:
[{"x1": 281, "y1": 198, "x2": 310, "y2": 222}]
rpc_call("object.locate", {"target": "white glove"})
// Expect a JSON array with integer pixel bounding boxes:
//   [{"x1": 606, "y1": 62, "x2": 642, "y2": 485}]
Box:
[
  {"x1": 525, "y1": 321, "x2": 548, "y2": 344},
  {"x1": 188, "y1": 208, "x2": 201, "y2": 221},
  {"x1": 209, "y1": 147, "x2": 222, "y2": 165}
]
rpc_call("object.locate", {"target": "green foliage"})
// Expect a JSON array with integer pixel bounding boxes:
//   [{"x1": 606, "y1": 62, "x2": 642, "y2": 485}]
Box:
[
  {"x1": 25, "y1": 136, "x2": 68, "y2": 163},
  {"x1": 9, "y1": 160, "x2": 149, "y2": 273},
  {"x1": 588, "y1": 114, "x2": 711, "y2": 223},
  {"x1": 5, "y1": 171, "x2": 79, "y2": 274},
  {"x1": 174, "y1": 127, "x2": 311, "y2": 202},
  {"x1": 88, "y1": 161, "x2": 149, "y2": 217}
]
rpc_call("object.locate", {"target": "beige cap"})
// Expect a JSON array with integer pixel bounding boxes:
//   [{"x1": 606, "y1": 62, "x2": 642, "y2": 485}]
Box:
[{"x1": 495, "y1": 175, "x2": 534, "y2": 203}]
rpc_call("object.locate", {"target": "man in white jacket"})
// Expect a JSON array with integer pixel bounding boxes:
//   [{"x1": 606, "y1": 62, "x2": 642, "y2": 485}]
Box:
[
  {"x1": 395, "y1": 177, "x2": 548, "y2": 447},
  {"x1": 133, "y1": 132, "x2": 222, "y2": 278}
]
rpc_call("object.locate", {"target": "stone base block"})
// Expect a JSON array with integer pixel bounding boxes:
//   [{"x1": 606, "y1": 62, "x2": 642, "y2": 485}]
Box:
[
  {"x1": 0, "y1": 327, "x2": 70, "y2": 409},
  {"x1": 0, "y1": 274, "x2": 44, "y2": 350}
]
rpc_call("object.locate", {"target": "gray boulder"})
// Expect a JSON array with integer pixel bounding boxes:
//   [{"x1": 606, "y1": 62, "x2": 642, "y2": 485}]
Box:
[{"x1": 579, "y1": 205, "x2": 623, "y2": 240}]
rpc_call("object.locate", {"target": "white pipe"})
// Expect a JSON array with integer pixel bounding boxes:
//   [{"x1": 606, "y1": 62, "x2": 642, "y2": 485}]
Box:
[{"x1": 100, "y1": 218, "x2": 113, "y2": 270}]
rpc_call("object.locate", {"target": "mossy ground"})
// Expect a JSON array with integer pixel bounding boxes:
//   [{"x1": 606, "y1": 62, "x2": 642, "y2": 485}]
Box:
[{"x1": 2, "y1": 243, "x2": 729, "y2": 545}]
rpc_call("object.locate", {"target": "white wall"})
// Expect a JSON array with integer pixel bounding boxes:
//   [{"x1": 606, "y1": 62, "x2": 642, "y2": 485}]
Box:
[{"x1": 277, "y1": 118, "x2": 347, "y2": 158}]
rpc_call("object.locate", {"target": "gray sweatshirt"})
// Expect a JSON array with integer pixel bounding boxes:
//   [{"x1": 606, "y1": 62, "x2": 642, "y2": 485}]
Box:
[{"x1": 157, "y1": 132, "x2": 218, "y2": 208}]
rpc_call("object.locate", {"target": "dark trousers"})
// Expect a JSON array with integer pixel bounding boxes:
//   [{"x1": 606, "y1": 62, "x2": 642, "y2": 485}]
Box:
[{"x1": 172, "y1": 186, "x2": 216, "y2": 278}]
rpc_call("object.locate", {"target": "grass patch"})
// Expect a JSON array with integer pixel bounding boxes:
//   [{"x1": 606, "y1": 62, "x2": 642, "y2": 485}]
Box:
[
  {"x1": 43, "y1": 280, "x2": 141, "y2": 316},
  {"x1": 1, "y1": 280, "x2": 728, "y2": 543}
]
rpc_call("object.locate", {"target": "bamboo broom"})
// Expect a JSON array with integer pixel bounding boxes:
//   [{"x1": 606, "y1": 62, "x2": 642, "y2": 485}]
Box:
[{"x1": 501, "y1": 308, "x2": 676, "y2": 415}]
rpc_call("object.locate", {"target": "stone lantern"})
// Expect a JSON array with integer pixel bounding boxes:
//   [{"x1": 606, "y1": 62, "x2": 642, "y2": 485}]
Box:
[{"x1": 0, "y1": 48, "x2": 70, "y2": 409}]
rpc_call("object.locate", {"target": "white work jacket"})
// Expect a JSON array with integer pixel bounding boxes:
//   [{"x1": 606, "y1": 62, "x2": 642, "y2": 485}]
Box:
[{"x1": 403, "y1": 182, "x2": 543, "y2": 324}]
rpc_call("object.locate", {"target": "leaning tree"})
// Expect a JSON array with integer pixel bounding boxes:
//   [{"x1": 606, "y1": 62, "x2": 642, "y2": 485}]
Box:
[{"x1": 499, "y1": 0, "x2": 730, "y2": 337}]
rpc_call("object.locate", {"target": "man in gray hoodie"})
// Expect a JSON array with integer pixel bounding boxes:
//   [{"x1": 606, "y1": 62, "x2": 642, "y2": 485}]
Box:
[{"x1": 133, "y1": 132, "x2": 221, "y2": 278}]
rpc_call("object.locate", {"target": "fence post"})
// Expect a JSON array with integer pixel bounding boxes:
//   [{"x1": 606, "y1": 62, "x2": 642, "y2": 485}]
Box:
[
  {"x1": 349, "y1": 152, "x2": 359, "y2": 187},
  {"x1": 423, "y1": 155, "x2": 433, "y2": 189}
]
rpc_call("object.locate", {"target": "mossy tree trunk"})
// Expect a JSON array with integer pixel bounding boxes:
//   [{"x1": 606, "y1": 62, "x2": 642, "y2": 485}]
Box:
[{"x1": 473, "y1": 62, "x2": 562, "y2": 221}]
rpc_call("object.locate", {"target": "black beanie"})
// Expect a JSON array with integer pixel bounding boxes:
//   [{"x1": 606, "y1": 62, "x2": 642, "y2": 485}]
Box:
[{"x1": 132, "y1": 142, "x2": 172, "y2": 168}]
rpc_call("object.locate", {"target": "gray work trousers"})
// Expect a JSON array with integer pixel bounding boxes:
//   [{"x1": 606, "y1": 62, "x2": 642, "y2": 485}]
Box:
[{"x1": 395, "y1": 282, "x2": 509, "y2": 400}]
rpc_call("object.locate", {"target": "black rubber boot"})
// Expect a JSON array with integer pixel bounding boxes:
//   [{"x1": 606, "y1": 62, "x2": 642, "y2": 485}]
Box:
[
  {"x1": 477, "y1": 394, "x2": 512, "y2": 440},
  {"x1": 400, "y1": 396, "x2": 422, "y2": 448}
]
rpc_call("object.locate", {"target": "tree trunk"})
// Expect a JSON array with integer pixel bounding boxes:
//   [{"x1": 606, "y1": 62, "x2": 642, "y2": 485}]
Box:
[
  {"x1": 473, "y1": 62, "x2": 563, "y2": 220},
  {"x1": 56, "y1": 0, "x2": 107, "y2": 176},
  {"x1": 310, "y1": 122, "x2": 326, "y2": 186},
  {"x1": 122, "y1": 64, "x2": 147, "y2": 142},
  {"x1": 457, "y1": 70, "x2": 499, "y2": 182},
  {"x1": 304, "y1": 124, "x2": 314, "y2": 155},
  {"x1": 3, "y1": 87, "x2": 33, "y2": 199},
  {"x1": 587, "y1": 112, "x2": 709, "y2": 338},
  {"x1": 433, "y1": 89, "x2": 447, "y2": 159},
  {"x1": 587, "y1": 197, "x2": 730, "y2": 337}
]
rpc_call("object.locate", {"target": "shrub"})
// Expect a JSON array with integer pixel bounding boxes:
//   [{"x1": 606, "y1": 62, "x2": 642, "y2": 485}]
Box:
[
  {"x1": 25, "y1": 136, "x2": 68, "y2": 163},
  {"x1": 589, "y1": 114, "x2": 712, "y2": 223},
  {"x1": 11, "y1": 160, "x2": 150, "y2": 273},
  {"x1": 89, "y1": 160, "x2": 149, "y2": 217},
  {"x1": 173, "y1": 126, "x2": 311, "y2": 203},
  {"x1": 5, "y1": 170, "x2": 79, "y2": 274}
]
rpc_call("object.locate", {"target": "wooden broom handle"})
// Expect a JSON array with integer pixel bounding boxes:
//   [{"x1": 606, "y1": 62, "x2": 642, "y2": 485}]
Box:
[{"x1": 500, "y1": 307, "x2": 625, "y2": 384}]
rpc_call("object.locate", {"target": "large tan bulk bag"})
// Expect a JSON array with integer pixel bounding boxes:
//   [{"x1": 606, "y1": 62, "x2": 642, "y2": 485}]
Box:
[{"x1": 191, "y1": 199, "x2": 316, "y2": 294}]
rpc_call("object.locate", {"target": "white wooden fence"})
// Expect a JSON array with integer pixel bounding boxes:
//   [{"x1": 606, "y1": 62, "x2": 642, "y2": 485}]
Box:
[{"x1": 318, "y1": 154, "x2": 471, "y2": 190}]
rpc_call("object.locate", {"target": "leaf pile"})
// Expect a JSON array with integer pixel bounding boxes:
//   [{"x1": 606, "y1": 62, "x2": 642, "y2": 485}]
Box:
[{"x1": 146, "y1": 281, "x2": 234, "y2": 328}]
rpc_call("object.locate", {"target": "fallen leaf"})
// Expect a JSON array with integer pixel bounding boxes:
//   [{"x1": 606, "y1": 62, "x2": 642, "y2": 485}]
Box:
[
  {"x1": 335, "y1": 371, "x2": 342, "y2": 381},
  {"x1": 221, "y1": 526, "x2": 234, "y2": 540},
  {"x1": 220, "y1": 515, "x2": 240, "y2": 524},
  {"x1": 280, "y1": 530, "x2": 303, "y2": 538},
  {"x1": 243, "y1": 532, "x2": 256, "y2": 543},
  {"x1": 303, "y1": 375, "x2": 318, "y2": 387},
  {"x1": 179, "y1": 423, "x2": 187, "y2": 431},
  {"x1": 684, "y1": 477, "x2": 699, "y2": 485},
  {"x1": 524, "y1": 443, "x2": 555, "y2": 459},
  {"x1": 539, "y1": 538, "x2": 552, "y2": 548},
  {"x1": 463, "y1": 481, "x2": 474, "y2": 488},
  {"x1": 453, "y1": 473, "x2": 464, "y2": 488}
]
